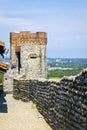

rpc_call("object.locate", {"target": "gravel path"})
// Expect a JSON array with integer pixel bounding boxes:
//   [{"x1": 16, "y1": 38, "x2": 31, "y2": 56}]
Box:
[{"x1": 0, "y1": 94, "x2": 52, "y2": 130}]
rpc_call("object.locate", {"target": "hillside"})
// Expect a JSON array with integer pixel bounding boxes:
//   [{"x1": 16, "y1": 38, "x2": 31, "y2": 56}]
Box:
[{"x1": 47, "y1": 58, "x2": 87, "y2": 79}]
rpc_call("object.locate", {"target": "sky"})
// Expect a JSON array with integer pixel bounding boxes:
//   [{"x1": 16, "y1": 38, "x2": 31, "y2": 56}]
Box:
[{"x1": 0, "y1": 0, "x2": 87, "y2": 58}]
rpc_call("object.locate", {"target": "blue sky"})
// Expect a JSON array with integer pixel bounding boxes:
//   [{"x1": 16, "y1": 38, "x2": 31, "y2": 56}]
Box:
[{"x1": 0, "y1": 0, "x2": 87, "y2": 58}]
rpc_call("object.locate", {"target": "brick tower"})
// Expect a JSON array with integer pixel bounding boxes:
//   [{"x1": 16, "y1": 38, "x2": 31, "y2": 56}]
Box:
[{"x1": 10, "y1": 31, "x2": 47, "y2": 79}]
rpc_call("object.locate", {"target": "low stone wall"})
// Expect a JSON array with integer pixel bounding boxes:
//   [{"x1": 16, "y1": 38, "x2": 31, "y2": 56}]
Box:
[
  {"x1": 13, "y1": 79, "x2": 29, "y2": 102},
  {"x1": 13, "y1": 70, "x2": 87, "y2": 130},
  {"x1": 3, "y1": 68, "x2": 18, "y2": 93}
]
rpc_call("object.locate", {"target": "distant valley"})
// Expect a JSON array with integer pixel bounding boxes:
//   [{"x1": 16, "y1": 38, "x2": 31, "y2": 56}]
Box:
[
  {"x1": 47, "y1": 58, "x2": 87, "y2": 79},
  {"x1": 47, "y1": 58, "x2": 87, "y2": 69},
  {"x1": 0, "y1": 57, "x2": 87, "y2": 79}
]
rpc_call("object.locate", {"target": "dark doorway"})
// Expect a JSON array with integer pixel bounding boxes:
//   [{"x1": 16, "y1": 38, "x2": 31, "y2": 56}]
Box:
[{"x1": 16, "y1": 52, "x2": 21, "y2": 72}]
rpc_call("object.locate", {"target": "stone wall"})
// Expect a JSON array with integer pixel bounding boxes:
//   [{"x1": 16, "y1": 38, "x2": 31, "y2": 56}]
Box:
[
  {"x1": 21, "y1": 45, "x2": 47, "y2": 79},
  {"x1": 3, "y1": 68, "x2": 18, "y2": 93},
  {"x1": 13, "y1": 78, "x2": 29, "y2": 101},
  {"x1": 13, "y1": 70, "x2": 87, "y2": 130},
  {"x1": 10, "y1": 31, "x2": 47, "y2": 79}
]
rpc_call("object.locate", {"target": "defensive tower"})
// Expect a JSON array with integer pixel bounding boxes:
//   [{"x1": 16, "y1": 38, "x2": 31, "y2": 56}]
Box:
[{"x1": 10, "y1": 31, "x2": 47, "y2": 79}]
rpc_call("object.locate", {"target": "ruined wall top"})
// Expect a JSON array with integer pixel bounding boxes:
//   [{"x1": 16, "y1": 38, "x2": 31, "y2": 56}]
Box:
[
  {"x1": 0, "y1": 41, "x2": 5, "y2": 46},
  {"x1": 10, "y1": 31, "x2": 47, "y2": 46}
]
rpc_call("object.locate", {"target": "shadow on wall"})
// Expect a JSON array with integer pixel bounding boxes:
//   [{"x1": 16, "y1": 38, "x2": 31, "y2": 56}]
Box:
[
  {"x1": 13, "y1": 69, "x2": 87, "y2": 130},
  {"x1": 0, "y1": 94, "x2": 8, "y2": 113}
]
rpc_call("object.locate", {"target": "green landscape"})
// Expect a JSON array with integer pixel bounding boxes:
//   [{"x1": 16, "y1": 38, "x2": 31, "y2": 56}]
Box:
[
  {"x1": 47, "y1": 58, "x2": 87, "y2": 79},
  {"x1": 0, "y1": 58, "x2": 87, "y2": 81},
  {"x1": 0, "y1": 72, "x2": 4, "y2": 83},
  {"x1": 47, "y1": 67, "x2": 83, "y2": 79}
]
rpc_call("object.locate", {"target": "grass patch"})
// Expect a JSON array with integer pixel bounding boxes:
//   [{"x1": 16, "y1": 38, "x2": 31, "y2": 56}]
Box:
[
  {"x1": 48, "y1": 68, "x2": 83, "y2": 79},
  {"x1": 0, "y1": 72, "x2": 4, "y2": 83}
]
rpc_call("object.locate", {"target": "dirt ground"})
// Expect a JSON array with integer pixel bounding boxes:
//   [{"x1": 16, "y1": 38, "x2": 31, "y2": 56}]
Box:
[{"x1": 0, "y1": 94, "x2": 52, "y2": 130}]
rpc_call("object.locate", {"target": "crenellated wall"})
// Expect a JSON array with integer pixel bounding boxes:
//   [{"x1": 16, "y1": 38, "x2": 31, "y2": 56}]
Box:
[
  {"x1": 13, "y1": 70, "x2": 87, "y2": 130},
  {"x1": 10, "y1": 31, "x2": 47, "y2": 47},
  {"x1": 10, "y1": 31, "x2": 47, "y2": 79}
]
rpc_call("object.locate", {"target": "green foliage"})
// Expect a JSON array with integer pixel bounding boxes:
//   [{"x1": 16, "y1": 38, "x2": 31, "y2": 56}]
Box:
[
  {"x1": 47, "y1": 68, "x2": 83, "y2": 79},
  {"x1": 0, "y1": 73, "x2": 4, "y2": 83}
]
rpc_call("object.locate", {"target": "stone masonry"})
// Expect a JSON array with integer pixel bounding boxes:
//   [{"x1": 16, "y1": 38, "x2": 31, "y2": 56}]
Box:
[
  {"x1": 3, "y1": 31, "x2": 47, "y2": 93},
  {"x1": 13, "y1": 69, "x2": 87, "y2": 130},
  {"x1": 3, "y1": 30, "x2": 87, "y2": 130},
  {"x1": 10, "y1": 31, "x2": 47, "y2": 79}
]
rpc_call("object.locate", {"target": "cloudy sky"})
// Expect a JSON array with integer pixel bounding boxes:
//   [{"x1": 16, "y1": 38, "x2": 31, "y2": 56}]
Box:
[{"x1": 0, "y1": 0, "x2": 87, "y2": 58}]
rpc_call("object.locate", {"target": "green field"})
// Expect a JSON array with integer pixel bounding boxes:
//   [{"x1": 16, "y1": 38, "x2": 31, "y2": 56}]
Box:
[
  {"x1": 0, "y1": 73, "x2": 4, "y2": 83},
  {"x1": 47, "y1": 68, "x2": 83, "y2": 79}
]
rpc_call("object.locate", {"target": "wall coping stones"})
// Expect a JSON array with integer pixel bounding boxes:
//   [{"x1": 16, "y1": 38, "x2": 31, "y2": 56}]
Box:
[{"x1": 13, "y1": 69, "x2": 87, "y2": 130}]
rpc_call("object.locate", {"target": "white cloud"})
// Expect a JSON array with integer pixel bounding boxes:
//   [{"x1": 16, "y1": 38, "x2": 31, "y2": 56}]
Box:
[
  {"x1": 0, "y1": 16, "x2": 33, "y2": 30},
  {"x1": 0, "y1": 9, "x2": 52, "y2": 16},
  {"x1": 0, "y1": 2, "x2": 87, "y2": 58},
  {"x1": 1, "y1": 6, "x2": 87, "y2": 37}
]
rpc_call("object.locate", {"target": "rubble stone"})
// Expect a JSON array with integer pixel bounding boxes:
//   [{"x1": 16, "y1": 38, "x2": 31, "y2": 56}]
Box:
[{"x1": 13, "y1": 69, "x2": 87, "y2": 130}]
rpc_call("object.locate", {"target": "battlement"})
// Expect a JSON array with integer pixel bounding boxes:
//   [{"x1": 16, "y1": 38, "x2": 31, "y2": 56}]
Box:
[
  {"x1": 10, "y1": 30, "x2": 47, "y2": 79},
  {"x1": 10, "y1": 31, "x2": 47, "y2": 46}
]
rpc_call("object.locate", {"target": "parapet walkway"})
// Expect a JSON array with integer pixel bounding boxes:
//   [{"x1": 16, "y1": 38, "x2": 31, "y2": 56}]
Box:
[{"x1": 0, "y1": 94, "x2": 52, "y2": 130}]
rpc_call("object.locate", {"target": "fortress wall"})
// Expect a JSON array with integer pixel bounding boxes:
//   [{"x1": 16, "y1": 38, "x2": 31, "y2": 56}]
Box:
[
  {"x1": 40, "y1": 45, "x2": 47, "y2": 78},
  {"x1": 13, "y1": 70, "x2": 87, "y2": 130},
  {"x1": 21, "y1": 44, "x2": 47, "y2": 79},
  {"x1": 10, "y1": 31, "x2": 47, "y2": 79},
  {"x1": 13, "y1": 79, "x2": 29, "y2": 101},
  {"x1": 10, "y1": 31, "x2": 47, "y2": 47},
  {"x1": 21, "y1": 45, "x2": 42, "y2": 78}
]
